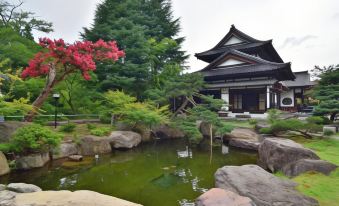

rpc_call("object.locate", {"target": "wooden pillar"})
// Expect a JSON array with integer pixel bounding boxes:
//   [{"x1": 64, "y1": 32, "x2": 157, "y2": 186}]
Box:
[{"x1": 266, "y1": 86, "x2": 271, "y2": 109}]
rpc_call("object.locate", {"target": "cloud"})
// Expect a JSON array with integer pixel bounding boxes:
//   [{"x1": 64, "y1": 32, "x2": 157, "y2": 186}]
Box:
[
  {"x1": 333, "y1": 12, "x2": 339, "y2": 19},
  {"x1": 279, "y1": 35, "x2": 317, "y2": 49}
]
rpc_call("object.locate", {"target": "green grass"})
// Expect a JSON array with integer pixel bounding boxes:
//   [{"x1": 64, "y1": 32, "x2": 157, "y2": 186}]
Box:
[
  {"x1": 294, "y1": 169, "x2": 339, "y2": 206},
  {"x1": 290, "y1": 136, "x2": 339, "y2": 165},
  {"x1": 275, "y1": 136, "x2": 339, "y2": 205},
  {"x1": 222, "y1": 120, "x2": 253, "y2": 129}
]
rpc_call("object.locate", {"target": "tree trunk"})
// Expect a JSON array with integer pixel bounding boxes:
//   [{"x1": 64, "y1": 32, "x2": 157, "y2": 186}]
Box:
[
  {"x1": 25, "y1": 66, "x2": 57, "y2": 122},
  {"x1": 172, "y1": 97, "x2": 189, "y2": 118},
  {"x1": 209, "y1": 124, "x2": 213, "y2": 164}
]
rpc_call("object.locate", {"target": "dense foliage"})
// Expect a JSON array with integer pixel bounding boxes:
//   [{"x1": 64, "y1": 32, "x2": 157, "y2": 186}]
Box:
[
  {"x1": 312, "y1": 64, "x2": 339, "y2": 121},
  {"x1": 0, "y1": 124, "x2": 62, "y2": 154},
  {"x1": 82, "y1": 0, "x2": 188, "y2": 98}
]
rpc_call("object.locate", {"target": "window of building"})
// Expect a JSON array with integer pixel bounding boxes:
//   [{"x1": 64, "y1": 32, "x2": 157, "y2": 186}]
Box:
[
  {"x1": 233, "y1": 94, "x2": 242, "y2": 109},
  {"x1": 282, "y1": 97, "x2": 293, "y2": 105},
  {"x1": 259, "y1": 94, "x2": 266, "y2": 110}
]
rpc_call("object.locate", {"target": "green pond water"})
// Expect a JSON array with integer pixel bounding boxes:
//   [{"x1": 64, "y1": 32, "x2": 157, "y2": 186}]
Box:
[{"x1": 0, "y1": 139, "x2": 257, "y2": 206}]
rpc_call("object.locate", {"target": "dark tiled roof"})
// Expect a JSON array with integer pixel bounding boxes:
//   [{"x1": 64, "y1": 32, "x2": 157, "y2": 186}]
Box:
[{"x1": 283, "y1": 71, "x2": 316, "y2": 87}]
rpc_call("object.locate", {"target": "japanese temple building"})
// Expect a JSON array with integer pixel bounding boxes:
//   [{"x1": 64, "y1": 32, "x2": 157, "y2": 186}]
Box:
[{"x1": 195, "y1": 25, "x2": 314, "y2": 114}]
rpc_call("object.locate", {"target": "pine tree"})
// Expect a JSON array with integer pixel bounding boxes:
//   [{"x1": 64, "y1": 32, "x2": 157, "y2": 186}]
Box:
[{"x1": 81, "y1": 0, "x2": 188, "y2": 98}]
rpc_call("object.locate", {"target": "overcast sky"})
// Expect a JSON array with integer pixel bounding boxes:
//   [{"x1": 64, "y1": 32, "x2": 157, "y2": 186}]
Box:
[{"x1": 11, "y1": 0, "x2": 339, "y2": 72}]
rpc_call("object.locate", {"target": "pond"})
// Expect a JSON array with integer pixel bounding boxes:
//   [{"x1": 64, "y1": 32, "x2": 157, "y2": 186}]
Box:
[{"x1": 0, "y1": 139, "x2": 257, "y2": 206}]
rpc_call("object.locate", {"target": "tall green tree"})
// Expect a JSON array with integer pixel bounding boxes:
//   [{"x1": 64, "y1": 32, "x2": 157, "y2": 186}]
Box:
[
  {"x1": 312, "y1": 64, "x2": 339, "y2": 121},
  {"x1": 82, "y1": 0, "x2": 188, "y2": 98}
]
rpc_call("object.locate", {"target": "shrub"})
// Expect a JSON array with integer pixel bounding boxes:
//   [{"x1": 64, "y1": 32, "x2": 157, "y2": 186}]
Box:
[
  {"x1": 10, "y1": 124, "x2": 62, "y2": 154},
  {"x1": 324, "y1": 130, "x2": 335, "y2": 136},
  {"x1": 59, "y1": 123, "x2": 76, "y2": 133},
  {"x1": 0, "y1": 143, "x2": 13, "y2": 153},
  {"x1": 87, "y1": 123, "x2": 96, "y2": 130},
  {"x1": 259, "y1": 127, "x2": 272, "y2": 134},
  {"x1": 267, "y1": 109, "x2": 282, "y2": 124},
  {"x1": 90, "y1": 127, "x2": 112, "y2": 137},
  {"x1": 248, "y1": 119, "x2": 258, "y2": 125},
  {"x1": 306, "y1": 116, "x2": 327, "y2": 125}
]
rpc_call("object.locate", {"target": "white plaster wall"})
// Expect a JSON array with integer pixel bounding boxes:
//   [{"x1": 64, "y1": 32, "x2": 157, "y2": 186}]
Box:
[
  {"x1": 224, "y1": 36, "x2": 243, "y2": 45},
  {"x1": 219, "y1": 58, "x2": 244, "y2": 67},
  {"x1": 280, "y1": 90, "x2": 294, "y2": 107}
]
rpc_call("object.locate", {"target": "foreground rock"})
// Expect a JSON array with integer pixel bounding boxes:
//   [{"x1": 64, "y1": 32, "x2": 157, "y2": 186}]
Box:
[
  {"x1": 215, "y1": 165, "x2": 319, "y2": 206},
  {"x1": 0, "y1": 151, "x2": 10, "y2": 176},
  {"x1": 258, "y1": 138, "x2": 319, "y2": 172},
  {"x1": 53, "y1": 142, "x2": 79, "y2": 159},
  {"x1": 7, "y1": 183, "x2": 41, "y2": 193},
  {"x1": 153, "y1": 125, "x2": 185, "y2": 139},
  {"x1": 282, "y1": 159, "x2": 337, "y2": 177},
  {"x1": 80, "y1": 135, "x2": 112, "y2": 155},
  {"x1": 0, "y1": 190, "x2": 17, "y2": 206},
  {"x1": 109, "y1": 131, "x2": 141, "y2": 149},
  {"x1": 15, "y1": 152, "x2": 50, "y2": 170},
  {"x1": 14, "y1": 190, "x2": 142, "y2": 206},
  {"x1": 196, "y1": 188, "x2": 255, "y2": 206}
]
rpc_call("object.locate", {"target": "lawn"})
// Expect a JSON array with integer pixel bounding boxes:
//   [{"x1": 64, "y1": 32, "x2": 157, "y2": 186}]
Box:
[
  {"x1": 278, "y1": 136, "x2": 339, "y2": 206},
  {"x1": 222, "y1": 119, "x2": 254, "y2": 129}
]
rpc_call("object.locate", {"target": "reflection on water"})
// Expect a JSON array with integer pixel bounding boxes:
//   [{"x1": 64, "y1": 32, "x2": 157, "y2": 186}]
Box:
[
  {"x1": 177, "y1": 146, "x2": 192, "y2": 158},
  {"x1": 0, "y1": 139, "x2": 257, "y2": 206}
]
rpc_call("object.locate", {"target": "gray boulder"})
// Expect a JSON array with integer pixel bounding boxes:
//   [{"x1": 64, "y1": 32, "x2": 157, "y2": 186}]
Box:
[
  {"x1": 0, "y1": 151, "x2": 10, "y2": 176},
  {"x1": 7, "y1": 183, "x2": 41, "y2": 193},
  {"x1": 199, "y1": 121, "x2": 215, "y2": 137},
  {"x1": 16, "y1": 152, "x2": 50, "y2": 170},
  {"x1": 282, "y1": 159, "x2": 337, "y2": 177},
  {"x1": 228, "y1": 128, "x2": 261, "y2": 141},
  {"x1": 196, "y1": 188, "x2": 255, "y2": 206},
  {"x1": 258, "y1": 138, "x2": 319, "y2": 172},
  {"x1": 0, "y1": 184, "x2": 5, "y2": 191},
  {"x1": 229, "y1": 139, "x2": 260, "y2": 151},
  {"x1": 79, "y1": 135, "x2": 112, "y2": 156},
  {"x1": 108, "y1": 131, "x2": 141, "y2": 149},
  {"x1": 0, "y1": 190, "x2": 17, "y2": 206},
  {"x1": 215, "y1": 165, "x2": 319, "y2": 206},
  {"x1": 53, "y1": 142, "x2": 79, "y2": 159},
  {"x1": 153, "y1": 124, "x2": 185, "y2": 139},
  {"x1": 0, "y1": 122, "x2": 27, "y2": 143}
]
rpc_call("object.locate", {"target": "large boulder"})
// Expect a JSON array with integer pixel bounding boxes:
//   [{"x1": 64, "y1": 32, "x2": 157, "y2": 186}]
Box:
[
  {"x1": 14, "y1": 190, "x2": 142, "y2": 206},
  {"x1": 228, "y1": 139, "x2": 260, "y2": 151},
  {"x1": 7, "y1": 183, "x2": 41, "y2": 193},
  {"x1": 15, "y1": 152, "x2": 50, "y2": 170},
  {"x1": 258, "y1": 138, "x2": 319, "y2": 172},
  {"x1": 0, "y1": 151, "x2": 10, "y2": 176},
  {"x1": 153, "y1": 124, "x2": 185, "y2": 139},
  {"x1": 79, "y1": 135, "x2": 112, "y2": 156},
  {"x1": 196, "y1": 188, "x2": 255, "y2": 206},
  {"x1": 282, "y1": 159, "x2": 338, "y2": 177},
  {"x1": 215, "y1": 165, "x2": 319, "y2": 206},
  {"x1": 0, "y1": 184, "x2": 5, "y2": 191},
  {"x1": 108, "y1": 131, "x2": 141, "y2": 149},
  {"x1": 0, "y1": 190, "x2": 17, "y2": 206},
  {"x1": 199, "y1": 121, "x2": 215, "y2": 137},
  {"x1": 0, "y1": 122, "x2": 27, "y2": 143},
  {"x1": 53, "y1": 142, "x2": 79, "y2": 159},
  {"x1": 227, "y1": 128, "x2": 260, "y2": 141}
]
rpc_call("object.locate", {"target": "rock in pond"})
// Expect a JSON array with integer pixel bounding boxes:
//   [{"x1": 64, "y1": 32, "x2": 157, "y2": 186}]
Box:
[
  {"x1": 53, "y1": 142, "x2": 79, "y2": 159},
  {"x1": 229, "y1": 139, "x2": 260, "y2": 151},
  {"x1": 68, "y1": 155, "x2": 83, "y2": 162},
  {"x1": 108, "y1": 131, "x2": 141, "y2": 149},
  {"x1": 282, "y1": 159, "x2": 338, "y2": 177},
  {"x1": 196, "y1": 188, "x2": 255, "y2": 206},
  {"x1": 215, "y1": 165, "x2": 319, "y2": 206},
  {"x1": 153, "y1": 124, "x2": 185, "y2": 139},
  {"x1": 227, "y1": 128, "x2": 261, "y2": 141},
  {"x1": 14, "y1": 190, "x2": 142, "y2": 206},
  {"x1": 79, "y1": 135, "x2": 112, "y2": 156},
  {"x1": 15, "y1": 152, "x2": 50, "y2": 170},
  {"x1": 258, "y1": 138, "x2": 319, "y2": 172},
  {"x1": 0, "y1": 151, "x2": 10, "y2": 176},
  {"x1": 7, "y1": 183, "x2": 41, "y2": 193},
  {"x1": 0, "y1": 184, "x2": 5, "y2": 191}
]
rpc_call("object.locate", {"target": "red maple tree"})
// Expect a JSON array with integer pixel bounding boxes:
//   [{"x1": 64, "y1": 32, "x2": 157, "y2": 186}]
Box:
[{"x1": 22, "y1": 38, "x2": 125, "y2": 121}]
